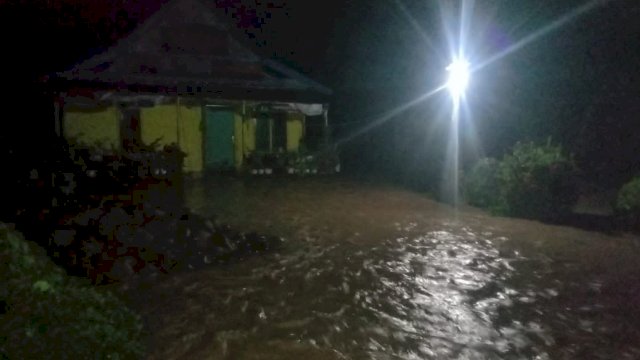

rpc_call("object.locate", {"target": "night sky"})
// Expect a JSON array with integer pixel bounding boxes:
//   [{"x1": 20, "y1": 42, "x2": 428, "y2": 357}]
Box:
[{"x1": 1, "y1": 0, "x2": 639, "y2": 186}]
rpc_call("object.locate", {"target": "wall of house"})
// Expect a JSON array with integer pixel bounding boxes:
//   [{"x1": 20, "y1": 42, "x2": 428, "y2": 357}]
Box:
[
  {"x1": 140, "y1": 104, "x2": 203, "y2": 172},
  {"x1": 177, "y1": 105, "x2": 203, "y2": 173},
  {"x1": 64, "y1": 101, "x2": 308, "y2": 173},
  {"x1": 230, "y1": 113, "x2": 303, "y2": 167},
  {"x1": 243, "y1": 118, "x2": 257, "y2": 153},
  {"x1": 231, "y1": 116, "x2": 259, "y2": 168},
  {"x1": 63, "y1": 106, "x2": 120, "y2": 148},
  {"x1": 286, "y1": 113, "x2": 304, "y2": 152}
]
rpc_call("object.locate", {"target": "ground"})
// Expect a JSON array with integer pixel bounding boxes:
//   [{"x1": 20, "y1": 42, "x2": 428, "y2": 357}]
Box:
[{"x1": 129, "y1": 176, "x2": 640, "y2": 359}]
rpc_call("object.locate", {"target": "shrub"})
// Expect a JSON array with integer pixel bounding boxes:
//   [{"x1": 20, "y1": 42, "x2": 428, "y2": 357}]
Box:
[
  {"x1": 615, "y1": 176, "x2": 640, "y2": 229},
  {"x1": 0, "y1": 225, "x2": 144, "y2": 359},
  {"x1": 497, "y1": 141, "x2": 579, "y2": 220},
  {"x1": 463, "y1": 158, "x2": 501, "y2": 209}
]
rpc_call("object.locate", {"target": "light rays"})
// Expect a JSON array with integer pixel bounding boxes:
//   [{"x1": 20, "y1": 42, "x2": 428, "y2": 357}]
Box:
[
  {"x1": 334, "y1": 84, "x2": 446, "y2": 147},
  {"x1": 390, "y1": 0, "x2": 440, "y2": 57},
  {"x1": 473, "y1": 0, "x2": 609, "y2": 72},
  {"x1": 457, "y1": 0, "x2": 475, "y2": 60},
  {"x1": 445, "y1": 94, "x2": 462, "y2": 206},
  {"x1": 332, "y1": 0, "x2": 610, "y2": 199}
]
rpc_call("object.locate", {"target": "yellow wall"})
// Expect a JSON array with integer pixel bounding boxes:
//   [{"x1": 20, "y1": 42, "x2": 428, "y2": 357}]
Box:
[
  {"x1": 140, "y1": 104, "x2": 203, "y2": 172},
  {"x1": 178, "y1": 105, "x2": 203, "y2": 173},
  {"x1": 140, "y1": 105, "x2": 178, "y2": 145},
  {"x1": 242, "y1": 117, "x2": 256, "y2": 155},
  {"x1": 64, "y1": 102, "x2": 306, "y2": 173},
  {"x1": 63, "y1": 106, "x2": 120, "y2": 149},
  {"x1": 286, "y1": 113, "x2": 304, "y2": 152},
  {"x1": 231, "y1": 116, "x2": 257, "y2": 168}
]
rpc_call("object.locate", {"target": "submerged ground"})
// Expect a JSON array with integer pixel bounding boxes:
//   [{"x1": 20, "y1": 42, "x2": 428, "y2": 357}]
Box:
[{"x1": 132, "y1": 176, "x2": 640, "y2": 359}]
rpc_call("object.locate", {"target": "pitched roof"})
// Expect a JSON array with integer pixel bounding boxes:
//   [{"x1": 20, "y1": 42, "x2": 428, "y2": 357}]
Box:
[{"x1": 56, "y1": 0, "x2": 331, "y2": 102}]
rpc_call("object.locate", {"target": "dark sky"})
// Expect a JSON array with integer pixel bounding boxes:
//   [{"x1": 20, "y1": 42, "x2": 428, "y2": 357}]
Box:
[
  {"x1": 220, "y1": 0, "x2": 640, "y2": 156},
  {"x1": 2, "y1": 0, "x2": 637, "y2": 98},
  {"x1": 1, "y1": 0, "x2": 638, "y2": 182}
]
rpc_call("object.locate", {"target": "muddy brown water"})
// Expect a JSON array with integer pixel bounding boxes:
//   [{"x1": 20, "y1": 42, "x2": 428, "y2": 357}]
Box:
[{"x1": 132, "y1": 176, "x2": 640, "y2": 359}]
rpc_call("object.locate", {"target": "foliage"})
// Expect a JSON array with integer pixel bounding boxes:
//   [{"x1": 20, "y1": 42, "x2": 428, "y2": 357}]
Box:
[
  {"x1": 244, "y1": 147, "x2": 340, "y2": 175},
  {"x1": 463, "y1": 158, "x2": 501, "y2": 209},
  {"x1": 616, "y1": 177, "x2": 640, "y2": 213},
  {"x1": 615, "y1": 176, "x2": 640, "y2": 229},
  {"x1": 0, "y1": 224, "x2": 144, "y2": 359},
  {"x1": 49, "y1": 137, "x2": 185, "y2": 210},
  {"x1": 496, "y1": 141, "x2": 579, "y2": 219},
  {"x1": 465, "y1": 141, "x2": 579, "y2": 220}
]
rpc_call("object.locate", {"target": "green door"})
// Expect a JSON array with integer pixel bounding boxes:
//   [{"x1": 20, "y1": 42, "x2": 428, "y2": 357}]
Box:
[{"x1": 205, "y1": 109, "x2": 235, "y2": 170}]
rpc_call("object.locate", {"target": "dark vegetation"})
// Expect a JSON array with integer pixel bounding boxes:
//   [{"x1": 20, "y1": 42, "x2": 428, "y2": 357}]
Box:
[
  {"x1": 0, "y1": 138, "x2": 282, "y2": 359},
  {"x1": 463, "y1": 158, "x2": 500, "y2": 210},
  {"x1": 4, "y1": 138, "x2": 281, "y2": 282},
  {"x1": 464, "y1": 141, "x2": 640, "y2": 233},
  {"x1": 244, "y1": 146, "x2": 340, "y2": 176},
  {"x1": 465, "y1": 141, "x2": 579, "y2": 220},
  {"x1": 494, "y1": 141, "x2": 579, "y2": 220},
  {"x1": 0, "y1": 224, "x2": 144, "y2": 359},
  {"x1": 615, "y1": 176, "x2": 640, "y2": 231}
]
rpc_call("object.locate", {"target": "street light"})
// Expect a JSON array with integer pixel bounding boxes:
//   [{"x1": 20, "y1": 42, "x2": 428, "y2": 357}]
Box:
[
  {"x1": 446, "y1": 58, "x2": 470, "y2": 100},
  {"x1": 444, "y1": 57, "x2": 470, "y2": 208}
]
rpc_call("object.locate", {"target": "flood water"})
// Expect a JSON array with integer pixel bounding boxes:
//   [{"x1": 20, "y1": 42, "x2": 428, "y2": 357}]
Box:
[{"x1": 135, "y1": 177, "x2": 640, "y2": 359}]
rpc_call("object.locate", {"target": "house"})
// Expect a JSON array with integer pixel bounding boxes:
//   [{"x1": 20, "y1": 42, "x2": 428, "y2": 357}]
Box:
[{"x1": 52, "y1": 0, "x2": 332, "y2": 174}]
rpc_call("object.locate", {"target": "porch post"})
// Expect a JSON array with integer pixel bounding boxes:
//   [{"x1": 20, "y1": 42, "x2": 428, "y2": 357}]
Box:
[
  {"x1": 241, "y1": 101, "x2": 246, "y2": 161},
  {"x1": 176, "y1": 96, "x2": 182, "y2": 149},
  {"x1": 53, "y1": 96, "x2": 62, "y2": 137},
  {"x1": 269, "y1": 118, "x2": 273, "y2": 152},
  {"x1": 322, "y1": 105, "x2": 329, "y2": 148}
]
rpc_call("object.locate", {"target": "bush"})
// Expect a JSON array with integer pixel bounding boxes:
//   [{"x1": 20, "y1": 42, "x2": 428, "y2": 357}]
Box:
[
  {"x1": 497, "y1": 141, "x2": 579, "y2": 220},
  {"x1": 616, "y1": 177, "x2": 640, "y2": 213},
  {"x1": 463, "y1": 158, "x2": 501, "y2": 209},
  {"x1": 0, "y1": 224, "x2": 144, "y2": 359},
  {"x1": 615, "y1": 176, "x2": 640, "y2": 229},
  {"x1": 465, "y1": 141, "x2": 580, "y2": 220}
]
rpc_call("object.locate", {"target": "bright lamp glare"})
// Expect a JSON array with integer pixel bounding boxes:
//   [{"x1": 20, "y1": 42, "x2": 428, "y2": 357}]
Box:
[{"x1": 446, "y1": 59, "x2": 470, "y2": 99}]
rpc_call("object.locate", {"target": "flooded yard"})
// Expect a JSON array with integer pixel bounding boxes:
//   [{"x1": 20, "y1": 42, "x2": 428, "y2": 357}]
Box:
[{"x1": 135, "y1": 176, "x2": 640, "y2": 359}]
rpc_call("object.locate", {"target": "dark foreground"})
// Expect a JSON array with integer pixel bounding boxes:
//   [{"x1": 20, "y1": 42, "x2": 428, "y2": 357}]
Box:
[{"x1": 130, "y1": 177, "x2": 640, "y2": 359}]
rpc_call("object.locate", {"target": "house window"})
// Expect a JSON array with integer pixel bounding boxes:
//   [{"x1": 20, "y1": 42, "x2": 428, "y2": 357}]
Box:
[
  {"x1": 304, "y1": 115, "x2": 324, "y2": 151},
  {"x1": 255, "y1": 113, "x2": 287, "y2": 153}
]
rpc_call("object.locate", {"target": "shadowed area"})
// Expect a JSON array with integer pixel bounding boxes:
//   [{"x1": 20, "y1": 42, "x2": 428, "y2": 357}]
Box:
[{"x1": 127, "y1": 177, "x2": 640, "y2": 359}]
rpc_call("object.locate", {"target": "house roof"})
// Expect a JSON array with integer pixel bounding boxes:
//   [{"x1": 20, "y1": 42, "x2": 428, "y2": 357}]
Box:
[{"x1": 55, "y1": 0, "x2": 331, "y2": 103}]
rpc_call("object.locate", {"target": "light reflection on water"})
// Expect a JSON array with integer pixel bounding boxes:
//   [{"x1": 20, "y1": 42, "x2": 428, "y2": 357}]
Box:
[
  {"x1": 139, "y1": 178, "x2": 640, "y2": 359},
  {"x1": 148, "y1": 227, "x2": 552, "y2": 359}
]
